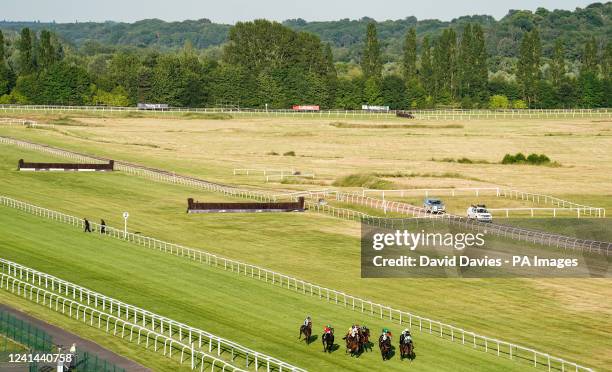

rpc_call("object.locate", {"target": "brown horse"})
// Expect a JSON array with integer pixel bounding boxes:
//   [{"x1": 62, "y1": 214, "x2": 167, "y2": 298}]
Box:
[
  {"x1": 345, "y1": 333, "x2": 360, "y2": 355},
  {"x1": 359, "y1": 327, "x2": 371, "y2": 352},
  {"x1": 379, "y1": 334, "x2": 392, "y2": 360},
  {"x1": 400, "y1": 340, "x2": 414, "y2": 360},
  {"x1": 299, "y1": 323, "x2": 312, "y2": 344}
]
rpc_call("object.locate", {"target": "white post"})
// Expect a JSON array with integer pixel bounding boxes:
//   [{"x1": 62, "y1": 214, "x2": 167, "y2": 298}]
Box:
[{"x1": 123, "y1": 211, "x2": 129, "y2": 238}]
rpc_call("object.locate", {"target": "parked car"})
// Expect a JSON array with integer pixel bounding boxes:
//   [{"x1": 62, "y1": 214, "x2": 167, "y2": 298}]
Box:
[
  {"x1": 423, "y1": 198, "x2": 446, "y2": 214},
  {"x1": 467, "y1": 204, "x2": 493, "y2": 222}
]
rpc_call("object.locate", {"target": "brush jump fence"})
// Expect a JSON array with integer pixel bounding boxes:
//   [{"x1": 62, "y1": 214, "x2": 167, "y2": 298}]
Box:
[
  {"x1": 18, "y1": 159, "x2": 115, "y2": 172},
  {"x1": 0, "y1": 259, "x2": 304, "y2": 372},
  {"x1": 0, "y1": 273, "x2": 245, "y2": 372},
  {"x1": 0, "y1": 196, "x2": 595, "y2": 372},
  {"x1": 187, "y1": 197, "x2": 305, "y2": 213},
  {"x1": 0, "y1": 105, "x2": 610, "y2": 120}
]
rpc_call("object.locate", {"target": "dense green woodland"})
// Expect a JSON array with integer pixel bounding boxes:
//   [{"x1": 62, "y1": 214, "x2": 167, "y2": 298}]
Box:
[{"x1": 0, "y1": 3, "x2": 610, "y2": 109}]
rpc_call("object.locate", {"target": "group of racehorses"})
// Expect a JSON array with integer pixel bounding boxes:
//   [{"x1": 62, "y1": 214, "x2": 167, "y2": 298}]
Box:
[{"x1": 299, "y1": 321, "x2": 415, "y2": 361}]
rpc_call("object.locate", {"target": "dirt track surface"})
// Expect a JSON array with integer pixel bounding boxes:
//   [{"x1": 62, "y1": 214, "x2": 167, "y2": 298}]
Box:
[{"x1": 0, "y1": 304, "x2": 151, "y2": 372}]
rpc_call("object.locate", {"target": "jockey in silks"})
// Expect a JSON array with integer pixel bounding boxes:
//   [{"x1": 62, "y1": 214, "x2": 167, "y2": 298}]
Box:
[
  {"x1": 400, "y1": 328, "x2": 413, "y2": 347},
  {"x1": 303, "y1": 316, "x2": 312, "y2": 327},
  {"x1": 323, "y1": 325, "x2": 334, "y2": 335},
  {"x1": 344, "y1": 324, "x2": 359, "y2": 340},
  {"x1": 381, "y1": 328, "x2": 392, "y2": 342}
]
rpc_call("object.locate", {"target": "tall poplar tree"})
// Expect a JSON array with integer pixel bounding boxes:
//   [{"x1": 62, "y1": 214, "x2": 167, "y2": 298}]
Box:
[
  {"x1": 39, "y1": 30, "x2": 56, "y2": 69},
  {"x1": 581, "y1": 37, "x2": 598, "y2": 74},
  {"x1": 551, "y1": 39, "x2": 565, "y2": 87},
  {"x1": 458, "y1": 24, "x2": 473, "y2": 98},
  {"x1": 18, "y1": 28, "x2": 35, "y2": 75},
  {"x1": 432, "y1": 28, "x2": 457, "y2": 103},
  {"x1": 420, "y1": 36, "x2": 434, "y2": 97},
  {"x1": 471, "y1": 24, "x2": 488, "y2": 103},
  {"x1": 0, "y1": 30, "x2": 9, "y2": 95},
  {"x1": 402, "y1": 28, "x2": 417, "y2": 82},
  {"x1": 517, "y1": 29, "x2": 541, "y2": 106},
  {"x1": 361, "y1": 22, "x2": 382, "y2": 80}
]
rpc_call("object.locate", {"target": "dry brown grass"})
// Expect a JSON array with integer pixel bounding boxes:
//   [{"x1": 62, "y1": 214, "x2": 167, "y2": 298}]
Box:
[{"x1": 12, "y1": 116, "x2": 608, "y2": 196}]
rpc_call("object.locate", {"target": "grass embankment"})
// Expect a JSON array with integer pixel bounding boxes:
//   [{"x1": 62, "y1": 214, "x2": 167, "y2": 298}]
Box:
[{"x1": 0, "y1": 145, "x2": 610, "y2": 370}]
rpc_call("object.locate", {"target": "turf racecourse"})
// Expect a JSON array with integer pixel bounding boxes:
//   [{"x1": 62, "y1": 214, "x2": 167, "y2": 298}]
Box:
[
  {"x1": 0, "y1": 144, "x2": 609, "y2": 370},
  {"x1": 0, "y1": 207, "x2": 528, "y2": 372},
  {"x1": 0, "y1": 115, "x2": 612, "y2": 370}
]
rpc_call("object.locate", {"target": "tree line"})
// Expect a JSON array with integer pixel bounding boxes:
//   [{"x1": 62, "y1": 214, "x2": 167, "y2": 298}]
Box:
[{"x1": 0, "y1": 19, "x2": 610, "y2": 109}]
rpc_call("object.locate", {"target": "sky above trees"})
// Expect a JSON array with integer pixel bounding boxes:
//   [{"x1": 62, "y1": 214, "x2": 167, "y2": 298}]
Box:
[{"x1": 3, "y1": 0, "x2": 597, "y2": 23}]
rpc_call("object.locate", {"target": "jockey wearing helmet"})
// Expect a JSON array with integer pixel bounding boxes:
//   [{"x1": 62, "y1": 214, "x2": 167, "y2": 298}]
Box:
[
  {"x1": 381, "y1": 328, "x2": 392, "y2": 342},
  {"x1": 323, "y1": 325, "x2": 333, "y2": 334},
  {"x1": 400, "y1": 328, "x2": 413, "y2": 345},
  {"x1": 303, "y1": 316, "x2": 311, "y2": 327}
]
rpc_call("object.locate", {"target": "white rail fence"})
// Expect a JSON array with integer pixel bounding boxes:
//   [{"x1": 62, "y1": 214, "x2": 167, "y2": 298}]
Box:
[
  {"x1": 0, "y1": 118, "x2": 51, "y2": 128},
  {"x1": 0, "y1": 105, "x2": 610, "y2": 120},
  {"x1": 325, "y1": 191, "x2": 611, "y2": 255},
  {"x1": 0, "y1": 273, "x2": 244, "y2": 372},
  {"x1": 361, "y1": 187, "x2": 606, "y2": 218},
  {"x1": 0, "y1": 195, "x2": 595, "y2": 372},
  {"x1": 0, "y1": 259, "x2": 304, "y2": 372}
]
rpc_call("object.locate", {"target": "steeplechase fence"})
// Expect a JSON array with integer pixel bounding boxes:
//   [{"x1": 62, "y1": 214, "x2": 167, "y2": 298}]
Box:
[
  {"x1": 187, "y1": 197, "x2": 305, "y2": 213},
  {"x1": 0, "y1": 195, "x2": 595, "y2": 372},
  {"x1": 18, "y1": 159, "x2": 114, "y2": 172}
]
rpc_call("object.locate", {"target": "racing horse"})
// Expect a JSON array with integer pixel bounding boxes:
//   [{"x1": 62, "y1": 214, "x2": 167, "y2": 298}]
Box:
[
  {"x1": 299, "y1": 322, "x2": 312, "y2": 344},
  {"x1": 379, "y1": 334, "x2": 392, "y2": 360},
  {"x1": 322, "y1": 331, "x2": 334, "y2": 353},
  {"x1": 400, "y1": 338, "x2": 414, "y2": 360},
  {"x1": 344, "y1": 333, "x2": 360, "y2": 356},
  {"x1": 359, "y1": 327, "x2": 372, "y2": 352}
]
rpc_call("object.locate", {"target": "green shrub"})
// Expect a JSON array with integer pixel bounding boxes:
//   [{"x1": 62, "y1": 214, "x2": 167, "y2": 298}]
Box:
[
  {"x1": 489, "y1": 95, "x2": 510, "y2": 109},
  {"x1": 512, "y1": 100, "x2": 528, "y2": 109},
  {"x1": 537, "y1": 154, "x2": 551, "y2": 163},
  {"x1": 526, "y1": 153, "x2": 540, "y2": 164},
  {"x1": 501, "y1": 153, "x2": 553, "y2": 165},
  {"x1": 501, "y1": 154, "x2": 516, "y2": 164},
  {"x1": 267, "y1": 151, "x2": 279, "y2": 156},
  {"x1": 283, "y1": 151, "x2": 296, "y2": 156}
]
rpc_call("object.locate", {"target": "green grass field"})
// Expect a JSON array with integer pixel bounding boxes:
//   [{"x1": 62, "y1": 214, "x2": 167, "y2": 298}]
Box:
[
  {"x1": 0, "y1": 206, "x2": 532, "y2": 372},
  {"x1": 0, "y1": 141, "x2": 610, "y2": 370}
]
